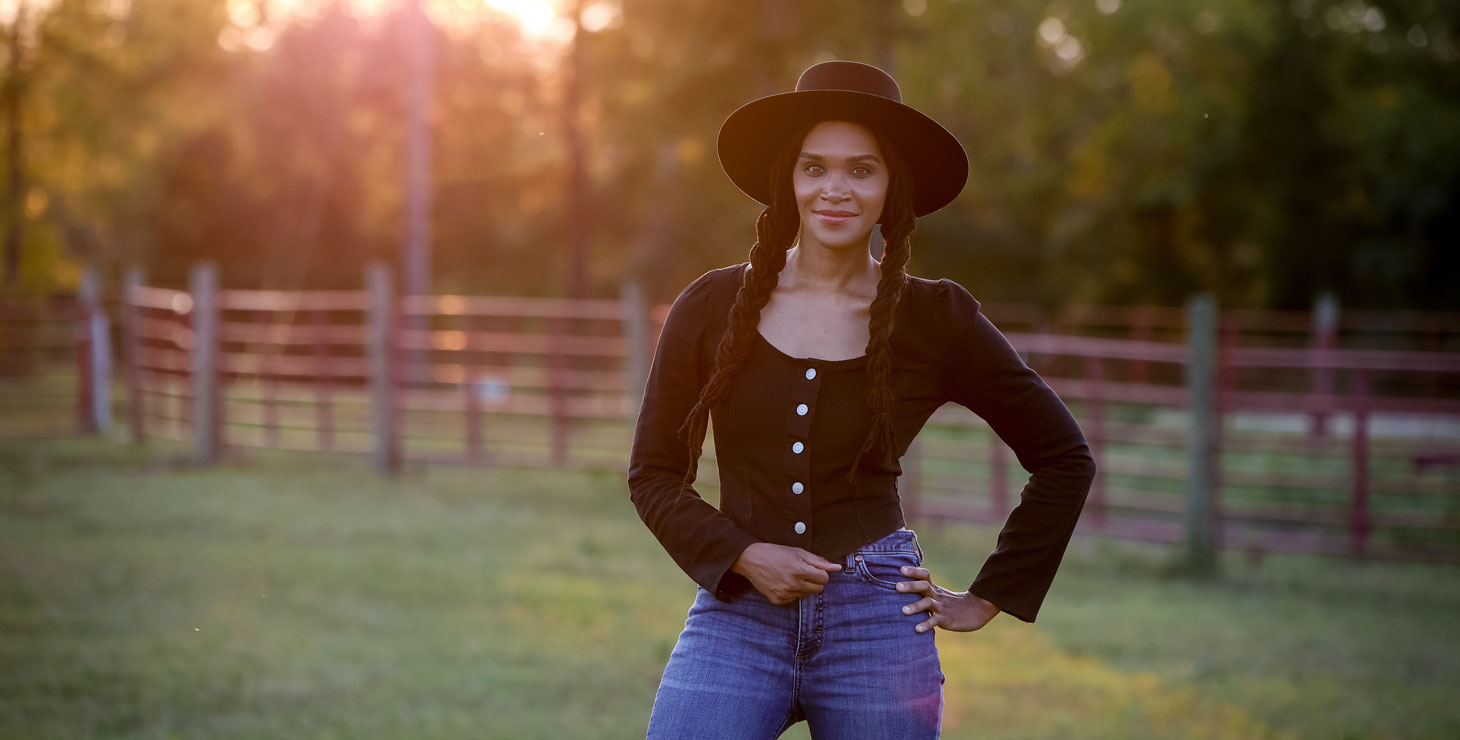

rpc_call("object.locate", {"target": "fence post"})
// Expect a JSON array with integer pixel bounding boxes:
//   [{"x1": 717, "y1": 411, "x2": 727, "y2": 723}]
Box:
[
  {"x1": 620, "y1": 277, "x2": 649, "y2": 414},
  {"x1": 83, "y1": 268, "x2": 113, "y2": 433},
  {"x1": 464, "y1": 312, "x2": 483, "y2": 464},
  {"x1": 367, "y1": 263, "x2": 400, "y2": 475},
  {"x1": 1350, "y1": 368, "x2": 1371, "y2": 557},
  {"x1": 1311, "y1": 292, "x2": 1339, "y2": 438},
  {"x1": 313, "y1": 308, "x2": 333, "y2": 452},
  {"x1": 123, "y1": 267, "x2": 146, "y2": 443},
  {"x1": 190, "y1": 262, "x2": 220, "y2": 464},
  {"x1": 75, "y1": 268, "x2": 96, "y2": 433},
  {"x1": 548, "y1": 312, "x2": 569, "y2": 466},
  {"x1": 1184, "y1": 292, "x2": 1219, "y2": 576}
]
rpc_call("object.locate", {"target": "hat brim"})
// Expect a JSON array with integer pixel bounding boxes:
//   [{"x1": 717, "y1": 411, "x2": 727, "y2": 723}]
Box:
[{"x1": 717, "y1": 89, "x2": 968, "y2": 219}]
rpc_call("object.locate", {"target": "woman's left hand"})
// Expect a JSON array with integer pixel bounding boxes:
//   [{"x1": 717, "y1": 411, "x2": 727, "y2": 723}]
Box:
[{"x1": 895, "y1": 566, "x2": 1001, "y2": 633}]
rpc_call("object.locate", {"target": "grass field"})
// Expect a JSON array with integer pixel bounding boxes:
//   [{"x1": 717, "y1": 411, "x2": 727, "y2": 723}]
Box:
[{"x1": 2, "y1": 435, "x2": 1459, "y2": 739}]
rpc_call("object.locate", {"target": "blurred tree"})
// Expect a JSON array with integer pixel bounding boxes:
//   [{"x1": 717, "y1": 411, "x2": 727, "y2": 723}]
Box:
[
  {"x1": 2, "y1": 0, "x2": 219, "y2": 294},
  {"x1": 2, "y1": 0, "x2": 1454, "y2": 311},
  {"x1": 3, "y1": 0, "x2": 25, "y2": 290},
  {"x1": 1249, "y1": 0, "x2": 1460, "y2": 309},
  {"x1": 900, "y1": 0, "x2": 1456, "y2": 311}
]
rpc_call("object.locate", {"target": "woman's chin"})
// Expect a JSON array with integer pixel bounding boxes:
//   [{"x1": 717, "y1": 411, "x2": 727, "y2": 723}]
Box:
[{"x1": 804, "y1": 229, "x2": 875, "y2": 251}]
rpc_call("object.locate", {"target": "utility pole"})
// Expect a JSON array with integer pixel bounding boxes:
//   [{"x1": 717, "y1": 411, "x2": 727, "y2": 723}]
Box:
[
  {"x1": 563, "y1": 0, "x2": 587, "y2": 301},
  {"x1": 403, "y1": 0, "x2": 434, "y2": 310}
]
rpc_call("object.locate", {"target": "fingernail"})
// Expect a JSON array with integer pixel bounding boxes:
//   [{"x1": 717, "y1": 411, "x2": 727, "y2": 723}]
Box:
[
  {"x1": 901, "y1": 566, "x2": 909, "y2": 573},
  {"x1": 916, "y1": 625, "x2": 924, "y2": 632},
  {"x1": 902, "y1": 606, "x2": 911, "y2": 614}
]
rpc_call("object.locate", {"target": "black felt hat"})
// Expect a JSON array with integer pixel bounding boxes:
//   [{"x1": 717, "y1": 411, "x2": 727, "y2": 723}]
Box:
[{"x1": 717, "y1": 60, "x2": 968, "y2": 218}]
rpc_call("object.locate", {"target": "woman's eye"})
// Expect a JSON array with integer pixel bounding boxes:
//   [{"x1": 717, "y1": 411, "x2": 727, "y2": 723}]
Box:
[
  {"x1": 853, "y1": 166, "x2": 871, "y2": 176},
  {"x1": 804, "y1": 164, "x2": 824, "y2": 175}
]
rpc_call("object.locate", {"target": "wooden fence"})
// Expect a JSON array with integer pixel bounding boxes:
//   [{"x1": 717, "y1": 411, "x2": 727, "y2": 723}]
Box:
[
  {"x1": 0, "y1": 270, "x2": 111, "y2": 438},
  {"x1": 906, "y1": 300, "x2": 1460, "y2": 567},
  {"x1": 5, "y1": 262, "x2": 1458, "y2": 566}
]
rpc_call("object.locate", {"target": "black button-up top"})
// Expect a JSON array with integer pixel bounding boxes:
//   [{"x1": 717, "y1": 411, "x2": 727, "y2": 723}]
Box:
[{"x1": 627, "y1": 262, "x2": 1096, "y2": 623}]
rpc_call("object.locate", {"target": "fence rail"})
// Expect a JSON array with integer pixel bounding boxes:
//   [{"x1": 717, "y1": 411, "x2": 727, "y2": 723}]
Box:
[{"x1": 4, "y1": 263, "x2": 1458, "y2": 567}]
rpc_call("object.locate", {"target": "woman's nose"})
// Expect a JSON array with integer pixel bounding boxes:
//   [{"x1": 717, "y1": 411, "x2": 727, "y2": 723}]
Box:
[{"x1": 820, "y1": 172, "x2": 852, "y2": 200}]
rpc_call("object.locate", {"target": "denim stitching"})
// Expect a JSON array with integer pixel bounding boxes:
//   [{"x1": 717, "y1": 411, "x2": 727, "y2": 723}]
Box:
[
  {"x1": 848, "y1": 529, "x2": 923, "y2": 590},
  {"x1": 852, "y1": 529, "x2": 921, "y2": 555},
  {"x1": 855, "y1": 554, "x2": 921, "y2": 591}
]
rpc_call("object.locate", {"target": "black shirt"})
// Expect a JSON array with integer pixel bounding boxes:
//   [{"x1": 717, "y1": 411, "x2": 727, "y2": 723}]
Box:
[{"x1": 627, "y1": 262, "x2": 1096, "y2": 623}]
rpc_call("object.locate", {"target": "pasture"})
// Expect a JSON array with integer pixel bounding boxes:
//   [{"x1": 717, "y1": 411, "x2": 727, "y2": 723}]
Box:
[{"x1": 2, "y1": 435, "x2": 1459, "y2": 739}]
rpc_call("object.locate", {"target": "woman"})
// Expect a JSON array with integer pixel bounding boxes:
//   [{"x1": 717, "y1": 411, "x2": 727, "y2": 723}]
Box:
[{"x1": 628, "y1": 60, "x2": 1096, "y2": 739}]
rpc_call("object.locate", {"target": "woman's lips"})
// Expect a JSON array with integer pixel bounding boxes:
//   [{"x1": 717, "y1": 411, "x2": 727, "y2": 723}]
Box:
[{"x1": 814, "y1": 210, "x2": 857, "y2": 224}]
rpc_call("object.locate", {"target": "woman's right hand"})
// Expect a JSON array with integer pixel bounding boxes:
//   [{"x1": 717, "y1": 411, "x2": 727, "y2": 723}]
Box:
[{"x1": 731, "y1": 542, "x2": 845, "y2": 605}]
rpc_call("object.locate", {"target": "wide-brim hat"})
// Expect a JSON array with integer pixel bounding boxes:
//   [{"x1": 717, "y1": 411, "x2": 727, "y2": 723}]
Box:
[{"x1": 717, "y1": 60, "x2": 968, "y2": 219}]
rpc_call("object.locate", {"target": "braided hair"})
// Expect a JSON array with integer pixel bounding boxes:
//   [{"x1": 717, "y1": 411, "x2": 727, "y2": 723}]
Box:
[{"x1": 677, "y1": 121, "x2": 917, "y2": 491}]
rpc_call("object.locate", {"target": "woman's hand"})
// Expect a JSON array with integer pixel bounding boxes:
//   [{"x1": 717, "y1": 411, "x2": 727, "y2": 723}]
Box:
[
  {"x1": 732, "y1": 542, "x2": 844, "y2": 605},
  {"x1": 896, "y1": 566, "x2": 1001, "y2": 633}
]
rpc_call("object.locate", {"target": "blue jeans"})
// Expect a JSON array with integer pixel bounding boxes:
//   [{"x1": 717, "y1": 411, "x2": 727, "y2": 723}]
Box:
[{"x1": 646, "y1": 528, "x2": 944, "y2": 739}]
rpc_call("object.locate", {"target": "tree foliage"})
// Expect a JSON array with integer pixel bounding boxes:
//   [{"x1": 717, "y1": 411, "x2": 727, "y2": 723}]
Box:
[{"x1": 1, "y1": 0, "x2": 1454, "y2": 310}]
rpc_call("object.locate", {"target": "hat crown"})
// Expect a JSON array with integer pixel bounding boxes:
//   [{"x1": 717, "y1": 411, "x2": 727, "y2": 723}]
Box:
[
  {"x1": 794, "y1": 61, "x2": 902, "y2": 103},
  {"x1": 719, "y1": 59, "x2": 967, "y2": 218}
]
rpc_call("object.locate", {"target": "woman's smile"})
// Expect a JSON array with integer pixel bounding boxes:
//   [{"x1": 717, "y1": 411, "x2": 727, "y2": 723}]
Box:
[
  {"x1": 813, "y1": 209, "x2": 858, "y2": 224},
  {"x1": 793, "y1": 120, "x2": 889, "y2": 251}
]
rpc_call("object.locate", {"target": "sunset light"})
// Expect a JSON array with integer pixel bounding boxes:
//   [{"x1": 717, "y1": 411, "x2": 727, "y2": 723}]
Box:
[
  {"x1": 482, "y1": 0, "x2": 563, "y2": 38},
  {"x1": 227, "y1": 0, "x2": 580, "y2": 40},
  {"x1": 216, "y1": 0, "x2": 587, "y2": 52}
]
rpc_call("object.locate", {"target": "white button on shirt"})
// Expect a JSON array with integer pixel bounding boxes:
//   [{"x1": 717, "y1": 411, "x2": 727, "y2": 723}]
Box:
[
  {"x1": 805, "y1": 368, "x2": 816, "y2": 380},
  {"x1": 794, "y1": 521, "x2": 807, "y2": 534},
  {"x1": 792, "y1": 481, "x2": 804, "y2": 494},
  {"x1": 796, "y1": 403, "x2": 808, "y2": 416},
  {"x1": 792, "y1": 441, "x2": 804, "y2": 454}
]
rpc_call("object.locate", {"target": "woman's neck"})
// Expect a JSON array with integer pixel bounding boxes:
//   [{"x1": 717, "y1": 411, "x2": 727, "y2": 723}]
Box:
[{"x1": 781, "y1": 241, "x2": 881, "y2": 295}]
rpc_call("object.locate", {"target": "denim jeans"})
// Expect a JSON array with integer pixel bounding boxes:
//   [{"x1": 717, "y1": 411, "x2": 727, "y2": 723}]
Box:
[{"x1": 645, "y1": 528, "x2": 944, "y2": 739}]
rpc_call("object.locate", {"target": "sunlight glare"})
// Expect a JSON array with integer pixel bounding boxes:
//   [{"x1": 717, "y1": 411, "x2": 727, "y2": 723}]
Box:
[
  {"x1": 345, "y1": 0, "x2": 394, "y2": 18},
  {"x1": 483, "y1": 0, "x2": 563, "y2": 38},
  {"x1": 0, "y1": 0, "x2": 58, "y2": 26},
  {"x1": 579, "y1": 0, "x2": 622, "y2": 33},
  {"x1": 214, "y1": 0, "x2": 577, "y2": 48}
]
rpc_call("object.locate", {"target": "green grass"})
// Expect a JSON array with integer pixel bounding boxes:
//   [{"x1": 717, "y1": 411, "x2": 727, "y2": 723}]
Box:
[{"x1": 2, "y1": 436, "x2": 1459, "y2": 739}]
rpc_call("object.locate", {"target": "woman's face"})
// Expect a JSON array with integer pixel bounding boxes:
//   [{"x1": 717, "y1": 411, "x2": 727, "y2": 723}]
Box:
[{"x1": 791, "y1": 120, "x2": 889, "y2": 253}]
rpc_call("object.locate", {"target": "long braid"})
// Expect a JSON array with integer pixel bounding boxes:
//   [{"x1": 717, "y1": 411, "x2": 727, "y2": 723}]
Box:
[
  {"x1": 676, "y1": 131, "x2": 805, "y2": 489},
  {"x1": 847, "y1": 133, "x2": 916, "y2": 483}
]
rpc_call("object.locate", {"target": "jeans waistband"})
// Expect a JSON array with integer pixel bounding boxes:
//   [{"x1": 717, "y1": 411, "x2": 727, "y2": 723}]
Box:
[{"x1": 845, "y1": 527, "x2": 922, "y2": 563}]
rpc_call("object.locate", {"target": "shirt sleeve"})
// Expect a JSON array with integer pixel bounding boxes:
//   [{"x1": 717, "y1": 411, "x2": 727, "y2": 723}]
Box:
[
  {"x1": 627, "y1": 270, "x2": 762, "y2": 600},
  {"x1": 936, "y1": 279, "x2": 1097, "y2": 623}
]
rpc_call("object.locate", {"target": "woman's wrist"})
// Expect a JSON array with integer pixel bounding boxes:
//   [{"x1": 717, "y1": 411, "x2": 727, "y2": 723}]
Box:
[
  {"x1": 730, "y1": 542, "x2": 763, "y2": 576},
  {"x1": 968, "y1": 590, "x2": 1001, "y2": 615}
]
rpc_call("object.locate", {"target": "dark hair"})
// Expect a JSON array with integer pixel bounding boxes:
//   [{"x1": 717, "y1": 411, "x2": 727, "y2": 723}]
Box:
[{"x1": 676, "y1": 119, "x2": 917, "y2": 490}]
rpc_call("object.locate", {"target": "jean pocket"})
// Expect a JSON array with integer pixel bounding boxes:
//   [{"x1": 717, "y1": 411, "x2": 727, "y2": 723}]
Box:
[{"x1": 854, "y1": 550, "x2": 923, "y2": 591}]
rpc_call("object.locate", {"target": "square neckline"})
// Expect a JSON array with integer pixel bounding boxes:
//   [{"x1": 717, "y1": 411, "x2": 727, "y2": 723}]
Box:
[
  {"x1": 753, "y1": 327, "x2": 869, "y2": 367},
  {"x1": 736, "y1": 262, "x2": 870, "y2": 367}
]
